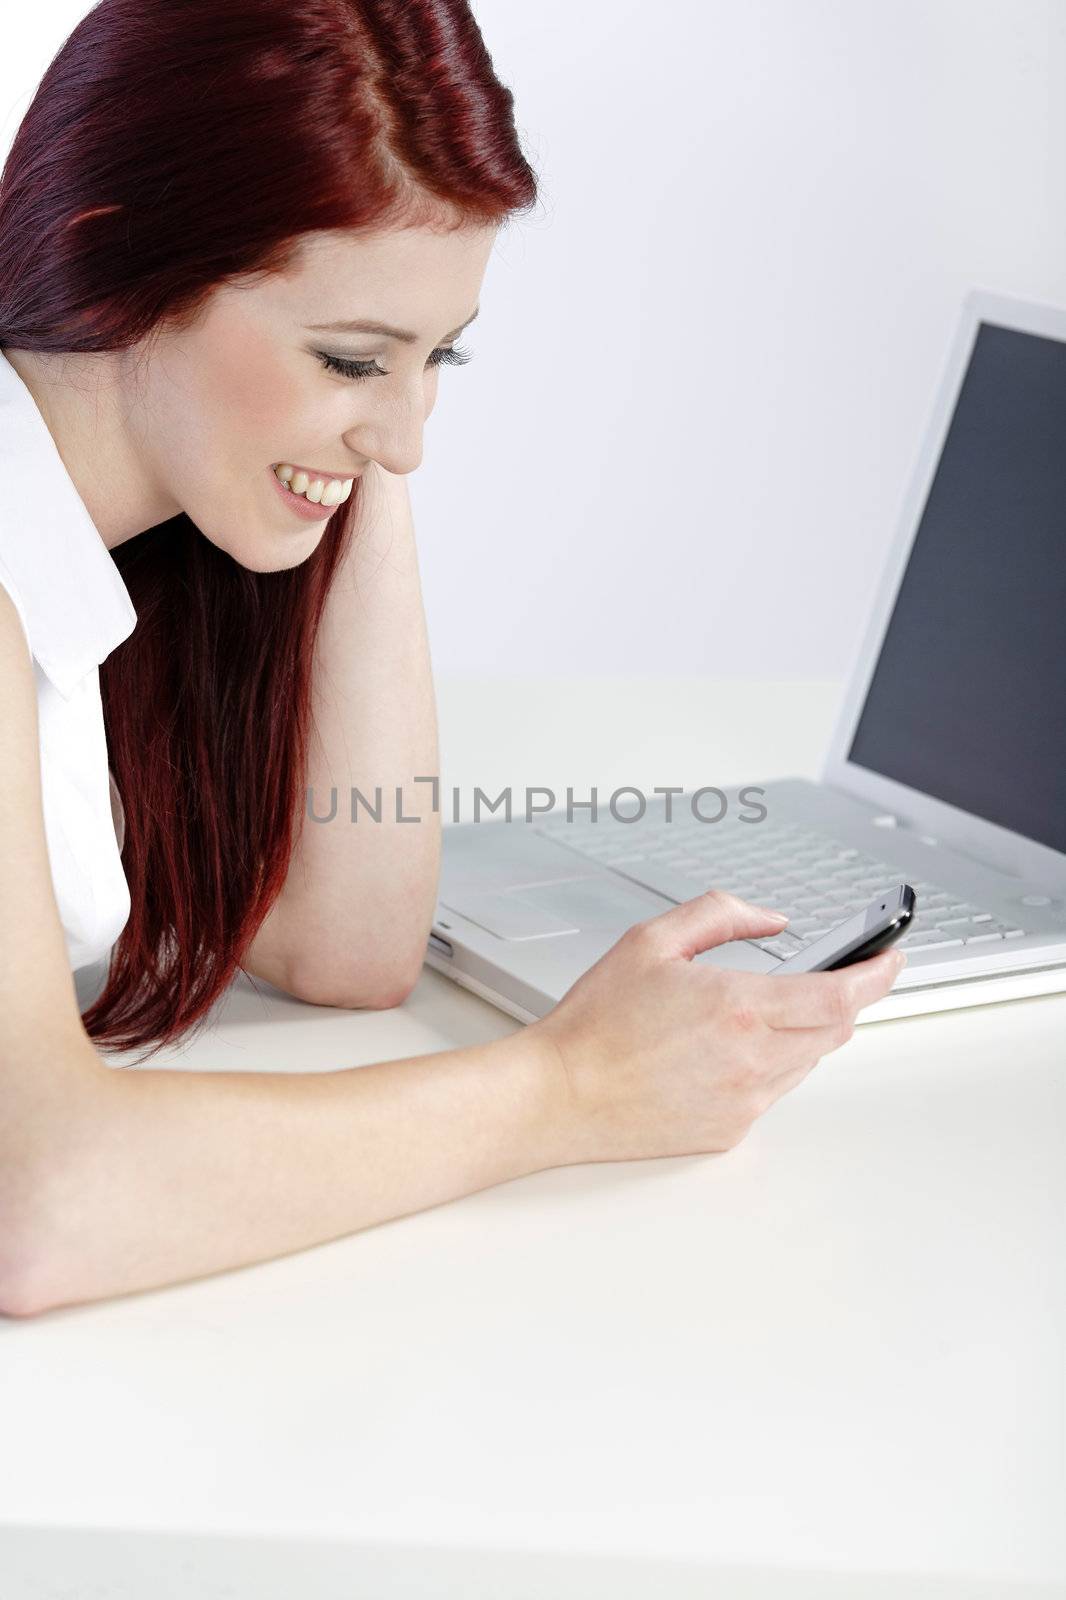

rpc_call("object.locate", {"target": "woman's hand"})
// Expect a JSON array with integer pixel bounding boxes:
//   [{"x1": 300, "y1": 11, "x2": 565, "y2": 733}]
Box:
[{"x1": 529, "y1": 889, "x2": 905, "y2": 1166}]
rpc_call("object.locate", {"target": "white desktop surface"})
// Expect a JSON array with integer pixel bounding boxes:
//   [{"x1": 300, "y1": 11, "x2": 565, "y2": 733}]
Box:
[{"x1": 2, "y1": 680, "x2": 1064, "y2": 1600}]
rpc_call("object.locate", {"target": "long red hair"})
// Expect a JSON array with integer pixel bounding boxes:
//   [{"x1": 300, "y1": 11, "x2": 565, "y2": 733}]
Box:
[{"x1": 0, "y1": 0, "x2": 539, "y2": 1062}]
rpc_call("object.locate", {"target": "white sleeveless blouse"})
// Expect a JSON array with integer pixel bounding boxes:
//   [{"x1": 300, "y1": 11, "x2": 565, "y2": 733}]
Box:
[{"x1": 0, "y1": 349, "x2": 139, "y2": 978}]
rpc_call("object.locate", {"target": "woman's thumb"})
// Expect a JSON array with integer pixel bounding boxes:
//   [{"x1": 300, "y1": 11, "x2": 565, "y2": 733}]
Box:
[{"x1": 647, "y1": 888, "x2": 789, "y2": 961}]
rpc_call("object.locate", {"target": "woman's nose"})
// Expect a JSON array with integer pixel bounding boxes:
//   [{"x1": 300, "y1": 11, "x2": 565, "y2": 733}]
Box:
[{"x1": 344, "y1": 393, "x2": 427, "y2": 478}]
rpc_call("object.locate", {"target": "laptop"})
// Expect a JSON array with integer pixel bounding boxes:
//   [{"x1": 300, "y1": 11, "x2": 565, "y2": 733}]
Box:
[{"x1": 424, "y1": 288, "x2": 1066, "y2": 1026}]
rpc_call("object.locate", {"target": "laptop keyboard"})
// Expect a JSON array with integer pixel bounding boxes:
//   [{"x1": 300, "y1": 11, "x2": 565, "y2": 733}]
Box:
[{"x1": 535, "y1": 816, "x2": 1028, "y2": 955}]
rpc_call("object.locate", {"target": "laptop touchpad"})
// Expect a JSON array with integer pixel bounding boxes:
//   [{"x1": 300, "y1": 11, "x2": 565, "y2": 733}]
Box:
[{"x1": 441, "y1": 878, "x2": 667, "y2": 941}]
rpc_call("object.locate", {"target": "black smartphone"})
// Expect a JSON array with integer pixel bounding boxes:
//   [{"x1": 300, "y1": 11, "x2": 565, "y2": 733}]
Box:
[{"x1": 767, "y1": 884, "x2": 916, "y2": 975}]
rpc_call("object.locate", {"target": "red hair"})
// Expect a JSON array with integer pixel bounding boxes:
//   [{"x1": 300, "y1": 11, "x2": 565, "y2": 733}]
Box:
[{"x1": 0, "y1": 0, "x2": 539, "y2": 1062}]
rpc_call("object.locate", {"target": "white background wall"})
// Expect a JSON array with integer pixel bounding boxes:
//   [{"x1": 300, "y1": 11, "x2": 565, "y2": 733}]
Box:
[{"x1": 4, "y1": 2, "x2": 1064, "y2": 681}]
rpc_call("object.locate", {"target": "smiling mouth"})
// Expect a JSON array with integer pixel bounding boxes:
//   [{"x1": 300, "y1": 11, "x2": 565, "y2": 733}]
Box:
[
  {"x1": 272, "y1": 461, "x2": 356, "y2": 483},
  {"x1": 271, "y1": 463, "x2": 356, "y2": 508}
]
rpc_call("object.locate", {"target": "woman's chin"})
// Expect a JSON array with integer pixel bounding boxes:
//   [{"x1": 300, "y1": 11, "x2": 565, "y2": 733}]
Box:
[{"x1": 209, "y1": 530, "x2": 324, "y2": 574}]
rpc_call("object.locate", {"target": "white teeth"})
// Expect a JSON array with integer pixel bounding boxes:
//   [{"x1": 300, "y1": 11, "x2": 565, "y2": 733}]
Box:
[{"x1": 273, "y1": 464, "x2": 354, "y2": 506}]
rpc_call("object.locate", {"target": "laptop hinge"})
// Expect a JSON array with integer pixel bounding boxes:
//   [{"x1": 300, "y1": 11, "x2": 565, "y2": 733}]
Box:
[{"x1": 826, "y1": 786, "x2": 1029, "y2": 881}]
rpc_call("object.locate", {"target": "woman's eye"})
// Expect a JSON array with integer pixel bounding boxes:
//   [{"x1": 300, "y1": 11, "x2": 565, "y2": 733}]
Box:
[{"x1": 315, "y1": 342, "x2": 474, "y2": 382}]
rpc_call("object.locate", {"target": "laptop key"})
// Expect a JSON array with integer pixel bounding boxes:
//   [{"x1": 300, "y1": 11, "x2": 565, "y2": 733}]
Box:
[{"x1": 753, "y1": 930, "x2": 808, "y2": 955}]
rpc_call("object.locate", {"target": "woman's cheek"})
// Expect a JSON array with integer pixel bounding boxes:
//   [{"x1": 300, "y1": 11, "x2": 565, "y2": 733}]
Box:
[{"x1": 199, "y1": 313, "x2": 297, "y2": 436}]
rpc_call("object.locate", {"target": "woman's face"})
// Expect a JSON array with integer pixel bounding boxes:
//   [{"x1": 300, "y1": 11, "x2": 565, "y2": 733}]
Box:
[{"x1": 125, "y1": 221, "x2": 498, "y2": 570}]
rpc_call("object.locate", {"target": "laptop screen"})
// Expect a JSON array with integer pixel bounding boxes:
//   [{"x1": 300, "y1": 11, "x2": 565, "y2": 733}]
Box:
[{"x1": 846, "y1": 320, "x2": 1066, "y2": 858}]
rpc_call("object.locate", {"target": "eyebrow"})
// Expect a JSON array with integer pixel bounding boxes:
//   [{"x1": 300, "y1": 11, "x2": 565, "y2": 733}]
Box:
[{"x1": 305, "y1": 305, "x2": 480, "y2": 343}]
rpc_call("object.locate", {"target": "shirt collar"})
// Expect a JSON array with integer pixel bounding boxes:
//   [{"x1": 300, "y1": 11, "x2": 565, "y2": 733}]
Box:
[{"x1": 0, "y1": 348, "x2": 138, "y2": 699}]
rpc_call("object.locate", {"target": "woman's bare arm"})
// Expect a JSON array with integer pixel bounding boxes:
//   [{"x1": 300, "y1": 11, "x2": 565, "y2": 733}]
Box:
[
  {"x1": 242, "y1": 462, "x2": 441, "y2": 1007},
  {"x1": 6, "y1": 1028, "x2": 558, "y2": 1319},
  {"x1": 0, "y1": 584, "x2": 560, "y2": 1318},
  {"x1": 0, "y1": 581, "x2": 903, "y2": 1319}
]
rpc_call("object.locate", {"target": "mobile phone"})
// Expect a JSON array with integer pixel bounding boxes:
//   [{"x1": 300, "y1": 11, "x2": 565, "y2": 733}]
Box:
[{"x1": 767, "y1": 884, "x2": 916, "y2": 975}]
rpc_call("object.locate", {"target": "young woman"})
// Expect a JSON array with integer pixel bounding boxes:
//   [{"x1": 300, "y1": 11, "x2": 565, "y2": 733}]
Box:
[{"x1": 0, "y1": 0, "x2": 903, "y2": 1318}]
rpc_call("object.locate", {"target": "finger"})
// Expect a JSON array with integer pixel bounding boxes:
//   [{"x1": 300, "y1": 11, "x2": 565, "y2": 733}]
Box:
[
  {"x1": 641, "y1": 888, "x2": 795, "y2": 959},
  {"x1": 759, "y1": 1028, "x2": 843, "y2": 1102},
  {"x1": 729, "y1": 946, "x2": 906, "y2": 1030},
  {"x1": 762, "y1": 1019, "x2": 853, "y2": 1082}
]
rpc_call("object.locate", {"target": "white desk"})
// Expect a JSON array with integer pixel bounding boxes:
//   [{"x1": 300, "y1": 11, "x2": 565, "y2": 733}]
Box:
[{"x1": 2, "y1": 680, "x2": 1064, "y2": 1600}]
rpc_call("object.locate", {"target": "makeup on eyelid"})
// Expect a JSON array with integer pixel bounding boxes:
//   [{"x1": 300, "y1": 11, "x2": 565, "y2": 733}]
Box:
[{"x1": 315, "y1": 341, "x2": 474, "y2": 382}]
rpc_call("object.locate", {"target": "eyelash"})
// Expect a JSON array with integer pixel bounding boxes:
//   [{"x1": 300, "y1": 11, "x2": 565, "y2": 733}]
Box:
[{"x1": 315, "y1": 342, "x2": 474, "y2": 382}]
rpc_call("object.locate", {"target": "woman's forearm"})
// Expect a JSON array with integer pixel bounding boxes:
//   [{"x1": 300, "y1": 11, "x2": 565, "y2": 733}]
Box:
[
  {"x1": 245, "y1": 462, "x2": 442, "y2": 1005},
  {"x1": 8, "y1": 1028, "x2": 563, "y2": 1318}
]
